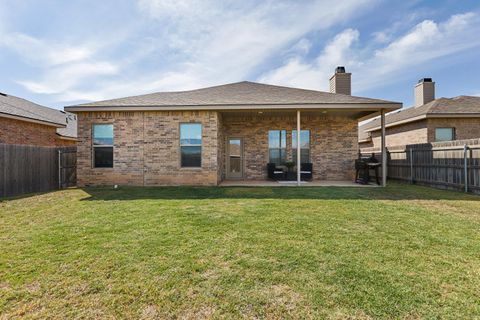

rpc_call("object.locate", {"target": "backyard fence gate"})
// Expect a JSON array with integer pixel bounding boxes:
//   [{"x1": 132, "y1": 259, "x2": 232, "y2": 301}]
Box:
[{"x1": 0, "y1": 144, "x2": 77, "y2": 198}]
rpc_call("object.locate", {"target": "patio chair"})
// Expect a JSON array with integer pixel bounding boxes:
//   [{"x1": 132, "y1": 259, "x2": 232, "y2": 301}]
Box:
[
  {"x1": 267, "y1": 163, "x2": 285, "y2": 180},
  {"x1": 300, "y1": 163, "x2": 313, "y2": 181}
]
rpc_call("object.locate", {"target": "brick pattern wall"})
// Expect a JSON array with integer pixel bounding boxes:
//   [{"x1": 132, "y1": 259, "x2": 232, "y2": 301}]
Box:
[
  {"x1": 76, "y1": 111, "x2": 219, "y2": 187},
  {"x1": 361, "y1": 118, "x2": 480, "y2": 151},
  {"x1": 0, "y1": 117, "x2": 75, "y2": 146},
  {"x1": 363, "y1": 120, "x2": 428, "y2": 150},
  {"x1": 427, "y1": 118, "x2": 480, "y2": 142},
  {"x1": 221, "y1": 114, "x2": 358, "y2": 181},
  {"x1": 217, "y1": 113, "x2": 225, "y2": 183},
  {"x1": 144, "y1": 111, "x2": 219, "y2": 186}
]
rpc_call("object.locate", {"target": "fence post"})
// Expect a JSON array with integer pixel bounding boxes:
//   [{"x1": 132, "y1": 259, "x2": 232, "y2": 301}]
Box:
[
  {"x1": 410, "y1": 148, "x2": 414, "y2": 184},
  {"x1": 464, "y1": 144, "x2": 468, "y2": 193},
  {"x1": 58, "y1": 149, "x2": 62, "y2": 190}
]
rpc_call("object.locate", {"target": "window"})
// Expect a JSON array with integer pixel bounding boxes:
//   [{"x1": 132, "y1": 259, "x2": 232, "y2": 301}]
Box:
[
  {"x1": 180, "y1": 123, "x2": 202, "y2": 167},
  {"x1": 292, "y1": 130, "x2": 310, "y2": 164},
  {"x1": 435, "y1": 128, "x2": 455, "y2": 142},
  {"x1": 268, "y1": 130, "x2": 286, "y2": 165},
  {"x1": 93, "y1": 124, "x2": 113, "y2": 168}
]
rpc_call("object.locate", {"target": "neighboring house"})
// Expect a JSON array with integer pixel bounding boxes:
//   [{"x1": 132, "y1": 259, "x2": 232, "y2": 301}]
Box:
[
  {"x1": 0, "y1": 92, "x2": 77, "y2": 146},
  {"x1": 65, "y1": 67, "x2": 401, "y2": 187},
  {"x1": 359, "y1": 78, "x2": 480, "y2": 150}
]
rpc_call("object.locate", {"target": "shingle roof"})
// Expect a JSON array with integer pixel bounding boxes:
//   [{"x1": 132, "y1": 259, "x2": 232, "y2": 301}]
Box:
[
  {"x1": 56, "y1": 113, "x2": 77, "y2": 138},
  {"x1": 359, "y1": 95, "x2": 480, "y2": 135},
  {"x1": 0, "y1": 92, "x2": 77, "y2": 138},
  {"x1": 0, "y1": 92, "x2": 66, "y2": 126},
  {"x1": 68, "y1": 81, "x2": 400, "y2": 108}
]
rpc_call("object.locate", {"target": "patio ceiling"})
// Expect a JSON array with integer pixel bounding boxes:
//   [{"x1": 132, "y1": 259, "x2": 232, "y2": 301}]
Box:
[{"x1": 220, "y1": 109, "x2": 381, "y2": 121}]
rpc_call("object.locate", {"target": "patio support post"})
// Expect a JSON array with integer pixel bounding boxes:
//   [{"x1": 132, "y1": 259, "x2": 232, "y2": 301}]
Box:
[
  {"x1": 381, "y1": 109, "x2": 387, "y2": 187},
  {"x1": 297, "y1": 110, "x2": 301, "y2": 186}
]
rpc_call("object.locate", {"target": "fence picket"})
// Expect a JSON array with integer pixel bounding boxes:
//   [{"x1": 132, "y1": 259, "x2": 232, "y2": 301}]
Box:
[
  {"x1": 362, "y1": 138, "x2": 480, "y2": 194},
  {"x1": 0, "y1": 144, "x2": 77, "y2": 198}
]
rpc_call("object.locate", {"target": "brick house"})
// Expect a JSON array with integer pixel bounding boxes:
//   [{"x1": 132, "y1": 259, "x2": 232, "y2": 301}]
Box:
[
  {"x1": 65, "y1": 68, "x2": 401, "y2": 187},
  {"x1": 359, "y1": 78, "x2": 480, "y2": 150},
  {"x1": 0, "y1": 92, "x2": 77, "y2": 146}
]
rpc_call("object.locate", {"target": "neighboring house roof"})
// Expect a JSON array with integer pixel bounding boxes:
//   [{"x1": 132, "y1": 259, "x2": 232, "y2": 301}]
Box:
[
  {"x1": 359, "y1": 95, "x2": 480, "y2": 139},
  {"x1": 0, "y1": 92, "x2": 77, "y2": 139},
  {"x1": 56, "y1": 113, "x2": 78, "y2": 139},
  {"x1": 65, "y1": 81, "x2": 401, "y2": 112}
]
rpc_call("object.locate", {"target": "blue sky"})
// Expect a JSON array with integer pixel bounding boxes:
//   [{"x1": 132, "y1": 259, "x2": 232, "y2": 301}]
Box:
[{"x1": 1, "y1": 0, "x2": 479, "y2": 110}]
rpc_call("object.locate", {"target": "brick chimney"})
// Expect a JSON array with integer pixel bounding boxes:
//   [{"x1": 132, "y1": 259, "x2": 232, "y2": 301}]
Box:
[
  {"x1": 329, "y1": 66, "x2": 351, "y2": 95},
  {"x1": 414, "y1": 78, "x2": 435, "y2": 107}
]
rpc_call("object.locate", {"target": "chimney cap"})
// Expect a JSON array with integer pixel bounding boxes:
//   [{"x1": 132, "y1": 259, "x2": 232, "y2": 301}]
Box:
[
  {"x1": 335, "y1": 66, "x2": 346, "y2": 73},
  {"x1": 418, "y1": 78, "x2": 433, "y2": 83}
]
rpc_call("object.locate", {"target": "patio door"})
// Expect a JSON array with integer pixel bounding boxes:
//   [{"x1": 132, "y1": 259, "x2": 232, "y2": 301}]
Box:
[{"x1": 226, "y1": 138, "x2": 243, "y2": 179}]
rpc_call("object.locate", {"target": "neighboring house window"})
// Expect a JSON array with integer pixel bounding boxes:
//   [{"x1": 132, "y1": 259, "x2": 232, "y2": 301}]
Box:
[
  {"x1": 292, "y1": 130, "x2": 310, "y2": 164},
  {"x1": 268, "y1": 130, "x2": 286, "y2": 165},
  {"x1": 180, "y1": 123, "x2": 202, "y2": 167},
  {"x1": 435, "y1": 128, "x2": 455, "y2": 142},
  {"x1": 93, "y1": 124, "x2": 113, "y2": 168}
]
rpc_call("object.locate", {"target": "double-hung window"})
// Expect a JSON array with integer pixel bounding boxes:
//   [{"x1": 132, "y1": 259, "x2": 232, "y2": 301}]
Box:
[
  {"x1": 268, "y1": 130, "x2": 286, "y2": 165},
  {"x1": 180, "y1": 123, "x2": 202, "y2": 167},
  {"x1": 93, "y1": 124, "x2": 114, "y2": 168},
  {"x1": 435, "y1": 128, "x2": 455, "y2": 142},
  {"x1": 292, "y1": 130, "x2": 310, "y2": 164}
]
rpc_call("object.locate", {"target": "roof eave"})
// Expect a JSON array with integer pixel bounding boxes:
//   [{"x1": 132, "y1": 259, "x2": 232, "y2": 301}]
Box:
[
  {"x1": 65, "y1": 102, "x2": 402, "y2": 113},
  {"x1": 363, "y1": 112, "x2": 480, "y2": 132},
  {"x1": 56, "y1": 134, "x2": 78, "y2": 141}
]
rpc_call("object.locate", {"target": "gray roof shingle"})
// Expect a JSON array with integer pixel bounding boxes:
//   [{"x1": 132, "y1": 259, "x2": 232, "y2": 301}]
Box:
[
  {"x1": 56, "y1": 113, "x2": 77, "y2": 138},
  {"x1": 0, "y1": 92, "x2": 77, "y2": 138},
  {"x1": 68, "y1": 81, "x2": 400, "y2": 108},
  {"x1": 359, "y1": 95, "x2": 480, "y2": 135}
]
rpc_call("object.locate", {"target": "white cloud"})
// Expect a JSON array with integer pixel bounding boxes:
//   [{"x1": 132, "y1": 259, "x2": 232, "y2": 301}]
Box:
[
  {"x1": 18, "y1": 62, "x2": 118, "y2": 94},
  {"x1": 259, "y1": 12, "x2": 480, "y2": 93},
  {"x1": 1, "y1": 33, "x2": 94, "y2": 66},
  {"x1": 356, "y1": 12, "x2": 480, "y2": 90},
  {"x1": 6, "y1": 1, "x2": 479, "y2": 106},
  {"x1": 260, "y1": 28, "x2": 360, "y2": 89},
  {"x1": 52, "y1": 0, "x2": 378, "y2": 102}
]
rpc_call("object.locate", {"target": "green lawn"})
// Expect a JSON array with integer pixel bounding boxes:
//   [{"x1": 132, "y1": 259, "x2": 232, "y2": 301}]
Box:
[{"x1": 1, "y1": 183, "x2": 479, "y2": 319}]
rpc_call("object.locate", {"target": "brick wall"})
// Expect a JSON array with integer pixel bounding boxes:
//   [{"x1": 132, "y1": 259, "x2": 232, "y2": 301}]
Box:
[
  {"x1": 222, "y1": 114, "x2": 358, "y2": 181},
  {"x1": 361, "y1": 118, "x2": 480, "y2": 151},
  {"x1": 0, "y1": 117, "x2": 75, "y2": 146},
  {"x1": 427, "y1": 118, "x2": 480, "y2": 142},
  {"x1": 76, "y1": 111, "x2": 358, "y2": 186},
  {"x1": 76, "y1": 111, "x2": 219, "y2": 187},
  {"x1": 363, "y1": 120, "x2": 428, "y2": 150}
]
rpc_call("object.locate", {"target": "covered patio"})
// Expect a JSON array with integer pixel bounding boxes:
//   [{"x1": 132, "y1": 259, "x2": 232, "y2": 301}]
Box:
[{"x1": 219, "y1": 107, "x2": 393, "y2": 187}]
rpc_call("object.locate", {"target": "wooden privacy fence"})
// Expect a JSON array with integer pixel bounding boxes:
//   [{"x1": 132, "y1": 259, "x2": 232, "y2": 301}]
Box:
[
  {"x1": 363, "y1": 138, "x2": 480, "y2": 194},
  {"x1": 0, "y1": 144, "x2": 77, "y2": 198}
]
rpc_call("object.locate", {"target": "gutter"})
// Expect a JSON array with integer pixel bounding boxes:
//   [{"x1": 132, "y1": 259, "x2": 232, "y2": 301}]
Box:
[
  {"x1": 56, "y1": 134, "x2": 78, "y2": 141},
  {"x1": 65, "y1": 102, "x2": 402, "y2": 113}
]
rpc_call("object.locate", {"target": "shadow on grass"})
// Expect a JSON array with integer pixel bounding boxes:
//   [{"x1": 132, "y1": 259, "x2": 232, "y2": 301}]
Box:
[{"x1": 79, "y1": 182, "x2": 479, "y2": 201}]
